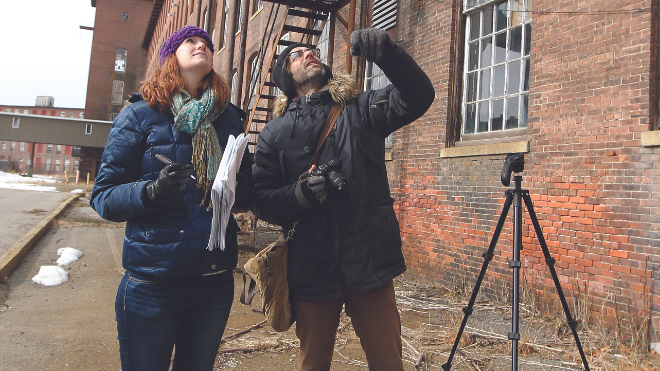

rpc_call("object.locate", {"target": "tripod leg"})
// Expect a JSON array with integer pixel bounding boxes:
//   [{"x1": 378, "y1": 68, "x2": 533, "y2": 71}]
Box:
[
  {"x1": 522, "y1": 192, "x2": 591, "y2": 371},
  {"x1": 442, "y1": 191, "x2": 513, "y2": 371},
  {"x1": 510, "y1": 188, "x2": 523, "y2": 371}
]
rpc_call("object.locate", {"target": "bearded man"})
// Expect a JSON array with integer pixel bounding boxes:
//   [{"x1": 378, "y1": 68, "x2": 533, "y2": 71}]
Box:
[{"x1": 252, "y1": 28, "x2": 435, "y2": 371}]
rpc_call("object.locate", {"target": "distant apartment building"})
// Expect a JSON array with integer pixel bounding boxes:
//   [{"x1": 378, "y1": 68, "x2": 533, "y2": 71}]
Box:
[{"x1": 0, "y1": 97, "x2": 83, "y2": 177}]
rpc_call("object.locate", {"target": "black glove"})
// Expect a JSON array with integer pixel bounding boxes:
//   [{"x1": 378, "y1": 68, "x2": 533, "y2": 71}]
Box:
[
  {"x1": 350, "y1": 28, "x2": 397, "y2": 63},
  {"x1": 146, "y1": 163, "x2": 192, "y2": 205},
  {"x1": 233, "y1": 172, "x2": 253, "y2": 209},
  {"x1": 295, "y1": 175, "x2": 327, "y2": 210}
]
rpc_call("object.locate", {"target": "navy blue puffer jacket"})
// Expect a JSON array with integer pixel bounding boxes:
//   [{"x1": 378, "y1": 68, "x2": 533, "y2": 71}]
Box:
[{"x1": 90, "y1": 96, "x2": 251, "y2": 279}]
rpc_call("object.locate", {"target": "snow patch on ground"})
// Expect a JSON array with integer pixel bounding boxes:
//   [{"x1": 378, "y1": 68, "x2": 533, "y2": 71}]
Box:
[
  {"x1": 56, "y1": 247, "x2": 83, "y2": 266},
  {"x1": 32, "y1": 266, "x2": 69, "y2": 286},
  {"x1": 0, "y1": 171, "x2": 59, "y2": 192}
]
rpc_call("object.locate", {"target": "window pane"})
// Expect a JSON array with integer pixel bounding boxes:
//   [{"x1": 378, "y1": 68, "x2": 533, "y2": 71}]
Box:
[
  {"x1": 466, "y1": 72, "x2": 478, "y2": 102},
  {"x1": 469, "y1": 12, "x2": 480, "y2": 41},
  {"x1": 496, "y1": 1, "x2": 508, "y2": 32},
  {"x1": 495, "y1": 32, "x2": 507, "y2": 64},
  {"x1": 465, "y1": 103, "x2": 476, "y2": 134},
  {"x1": 493, "y1": 64, "x2": 505, "y2": 97},
  {"x1": 509, "y1": 25, "x2": 522, "y2": 60},
  {"x1": 478, "y1": 102, "x2": 489, "y2": 132},
  {"x1": 525, "y1": 23, "x2": 532, "y2": 56},
  {"x1": 507, "y1": 59, "x2": 521, "y2": 94},
  {"x1": 506, "y1": 96, "x2": 520, "y2": 129},
  {"x1": 482, "y1": 7, "x2": 493, "y2": 36},
  {"x1": 492, "y1": 98, "x2": 504, "y2": 131},
  {"x1": 466, "y1": 0, "x2": 478, "y2": 10},
  {"x1": 468, "y1": 41, "x2": 479, "y2": 71},
  {"x1": 520, "y1": 93, "x2": 529, "y2": 127},
  {"x1": 480, "y1": 37, "x2": 492, "y2": 68},
  {"x1": 523, "y1": 58, "x2": 530, "y2": 91},
  {"x1": 479, "y1": 68, "x2": 491, "y2": 99}
]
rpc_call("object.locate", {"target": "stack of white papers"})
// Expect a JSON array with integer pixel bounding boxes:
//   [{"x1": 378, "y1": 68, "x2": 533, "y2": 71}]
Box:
[{"x1": 207, "y1": 133, "x2": 249, "y2": 251}]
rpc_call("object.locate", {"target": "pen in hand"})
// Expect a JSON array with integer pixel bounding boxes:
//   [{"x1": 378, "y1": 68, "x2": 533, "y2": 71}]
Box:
[{"x1": 155, "y1": 154, "x2": 196, "y2": 179}]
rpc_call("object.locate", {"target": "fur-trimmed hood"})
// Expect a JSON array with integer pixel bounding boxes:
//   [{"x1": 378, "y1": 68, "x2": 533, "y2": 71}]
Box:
[{"x1": 272, "y1": 73, "x2": 359, "y2": 117}]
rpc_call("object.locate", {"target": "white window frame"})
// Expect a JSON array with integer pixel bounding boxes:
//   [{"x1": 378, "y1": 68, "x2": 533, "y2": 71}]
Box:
[
  {"x1": 115, "y1": 48, "x2": 128, "y2": 72},
  {"x1": 111, "y1": 80, "x2": 125, "y2": 105},
  {"x1": 12, "y1": 117, "x2": 19, "y2": 129},
  {"x1": 85, "y1": 124, "x2": 93, "y2": 135},
  {"x1": 461, "y1": 0, "x2": 532, "y2": 143},
  {"x1": 19, "y1": 142, "x2": 25, "y2": 152},
  {"x1": 109, "y1": 113, "x2": 119, "y2": 121}
]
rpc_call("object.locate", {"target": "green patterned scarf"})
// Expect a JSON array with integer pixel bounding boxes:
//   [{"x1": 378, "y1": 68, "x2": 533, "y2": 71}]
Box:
[{"x1": 171, "y1": 87, "x2": 229, "y2": 208}]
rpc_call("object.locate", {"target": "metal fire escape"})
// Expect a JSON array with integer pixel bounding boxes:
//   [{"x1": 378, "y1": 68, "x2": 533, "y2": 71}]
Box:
[{"x1": 242, "y1": 0, "x2": 356, "y2": 152}]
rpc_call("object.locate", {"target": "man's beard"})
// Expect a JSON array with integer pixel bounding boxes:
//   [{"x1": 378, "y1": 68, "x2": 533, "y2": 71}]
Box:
[{"x1": 292, "y1": 64, "x2": 326, "y2": 94}]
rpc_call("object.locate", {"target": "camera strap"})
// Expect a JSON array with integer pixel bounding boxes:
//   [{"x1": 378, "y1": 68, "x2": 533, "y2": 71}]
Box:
[{"x1": 309, "y1": 103, "x2": 342, "y2": 167}]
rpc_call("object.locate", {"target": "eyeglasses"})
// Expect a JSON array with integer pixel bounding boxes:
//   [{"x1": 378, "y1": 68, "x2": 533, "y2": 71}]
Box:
[{"x1": 288, "y1": 48, "x2": 320, "y2": 61}]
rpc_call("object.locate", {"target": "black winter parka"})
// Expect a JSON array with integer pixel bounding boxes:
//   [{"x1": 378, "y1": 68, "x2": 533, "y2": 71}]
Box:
[{"x1": 252, "y1": 45, "x2": 434, "y2": 302}]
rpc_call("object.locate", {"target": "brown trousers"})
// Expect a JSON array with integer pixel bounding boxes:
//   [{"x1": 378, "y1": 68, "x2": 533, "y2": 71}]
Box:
[{"x1": 292, "y1": 280, "x2": 404, "y2": 371}]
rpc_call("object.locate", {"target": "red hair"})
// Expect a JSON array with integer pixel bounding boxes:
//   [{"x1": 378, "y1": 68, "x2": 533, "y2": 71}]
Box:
[{"x1": 141, "y1": 54, "x2": 231, "y2": 113}]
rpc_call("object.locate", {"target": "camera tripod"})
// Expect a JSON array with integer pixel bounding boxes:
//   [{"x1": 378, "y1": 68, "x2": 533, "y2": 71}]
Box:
[{"x1": 442, "y1": 154, "x2": 590, "y2": 371}]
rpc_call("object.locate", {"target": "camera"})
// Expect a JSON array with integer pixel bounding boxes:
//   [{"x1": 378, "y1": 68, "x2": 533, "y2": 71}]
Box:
[
  {"x1": 501, "y1": 153, "x2": 524, "y2": 186},
  {"x1": 311, "y1": 158, "x2": 347, "y2": 191}
]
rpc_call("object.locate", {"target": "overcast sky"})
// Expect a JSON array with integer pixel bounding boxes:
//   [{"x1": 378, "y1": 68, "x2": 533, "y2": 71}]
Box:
[{"x1": 0, "y1": 1, "x2": 96, "y2": 108}]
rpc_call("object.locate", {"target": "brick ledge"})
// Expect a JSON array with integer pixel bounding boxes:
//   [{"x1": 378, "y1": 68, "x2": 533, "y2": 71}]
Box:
[
  {"x1": 641, "y1": 131, "x2": 660, "y2": 147},
  {"x1": 440, "y1": 141, "x2": 529, "y2": 158}
]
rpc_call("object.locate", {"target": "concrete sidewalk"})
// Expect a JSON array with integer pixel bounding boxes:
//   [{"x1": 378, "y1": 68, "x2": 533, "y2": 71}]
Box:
[{"x1": 0, "y1": 194, "x2": 125, "y2": 371}]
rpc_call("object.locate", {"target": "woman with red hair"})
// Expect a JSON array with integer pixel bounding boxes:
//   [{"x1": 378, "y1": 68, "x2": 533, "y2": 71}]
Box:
[{"x1": 91, "y1": 26, "x2": 252, "y2": 371}]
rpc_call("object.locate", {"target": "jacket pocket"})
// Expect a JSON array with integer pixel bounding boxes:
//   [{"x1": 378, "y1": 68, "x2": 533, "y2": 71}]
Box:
[{"x1": 365, "y1": 197, "x2": 403, "y2": 268}]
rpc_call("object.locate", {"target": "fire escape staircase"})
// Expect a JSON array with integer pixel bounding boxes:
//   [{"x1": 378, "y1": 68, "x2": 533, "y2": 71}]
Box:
[{"x1": 242, "y1": 0, "x2": 351, "y2": 153}]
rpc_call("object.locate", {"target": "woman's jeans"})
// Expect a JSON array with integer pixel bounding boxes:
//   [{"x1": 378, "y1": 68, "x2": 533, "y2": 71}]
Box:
[{"x1": 115, "y1": 270, "x2": 234, "y2": 371}]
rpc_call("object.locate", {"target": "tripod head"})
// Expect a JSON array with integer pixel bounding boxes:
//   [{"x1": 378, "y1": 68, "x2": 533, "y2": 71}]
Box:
[{"x1": 501, "y1": 153, "x2": 524, "y2": 187}]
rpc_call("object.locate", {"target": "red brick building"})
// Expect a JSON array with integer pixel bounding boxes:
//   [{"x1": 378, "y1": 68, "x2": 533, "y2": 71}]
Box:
[
  {"x1": 88, "y1": 0, "x2": 660, "y2": 344},
  {"x1": 0, "y1": 99, "x2": 84, "y2": 177}
]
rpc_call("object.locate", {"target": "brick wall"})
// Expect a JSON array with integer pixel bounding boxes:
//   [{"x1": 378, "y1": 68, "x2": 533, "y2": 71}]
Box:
[
  {"x1": 388, "y1": 0, "x2": 660, "y2": 336},
  {"x1": 84, "y1": 0, "x2": 153, "y2": 121}
]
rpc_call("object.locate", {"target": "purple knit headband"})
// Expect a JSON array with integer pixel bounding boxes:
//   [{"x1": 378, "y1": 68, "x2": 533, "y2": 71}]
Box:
[{"x1": 159, "y1": 26, "x2": 214, "y2": 67}]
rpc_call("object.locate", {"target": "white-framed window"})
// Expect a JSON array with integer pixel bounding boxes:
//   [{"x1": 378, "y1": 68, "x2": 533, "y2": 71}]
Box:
[
  {"x1": 55, "y1": 160, "x2": 61, "y2": 172},
  {"x1": 85, "y1": 124, "x2": 93, "y2": 135},
  {"x1": 79, "y1": 112, "x2": 84, "y2": 119},
  {"x1": 69, "y1": 112, "x2": 75, "y2": 118},
  {"x1": 247, "y1": 54, "x2": 260, "y2": 107},
  {"x1": 45, "y1": 158, "x2": 51, "y2": 172},
  {"x1": 115, "y1": 48, "x2": 128, "y2": 72},
  {"x1": 231, "y1": 70, "x2": 239, "y2": 105},
  {"x1": 14, "y1": 109, "x2": 19, "y2": 113},
  {"x1": 64, "y1": 159, "x2": 70, "y2": 172},
  {"x1": 19, "y1": 142, "x2": 25, "y2": 152},
  {"x1": 4, "y1": 109, "x2": 10, "y2": 112},
  {"x1": 56, "y1": 145, "x2": 62, "y2": 154},
  {"x1": 111, "y1": 80, "x2": 124, "y2": 105},
  {"x1": 1, "y1": 141, "x2": 5, "y2": 150},
  {"x1": 364, "y1": 62, "x2": 393, "y2": 148},
  {"x1": 74, "y1": 160, "x2": 79, "y2": 170},
  {"x1": 12, "y1": 117, "x2": 20, "y2": 128},
  {"x1": 221, "y1": 0, "x2": 230, "y2": 49},
  {"x1": 60, "y1": 111, "x2": 66, "y2": 117},
  {"x1": 461, "y1": 0, "x2": 532, "y2": 138},
  {"x1": 109, "y1": 113, "x2": 119, "y2": 121},
  {"x1": 10, "y1": 142, "x2": 15, "y2": 151},
  {"x1": 23, "y1": 110, "x2": 28, "y2": 114},
  {"x1": 316, "y1": 19, "x2": 330, "y2": 65},
  {"x1": 46, "y1": 144, "x2": 52, "y2": 154}
]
